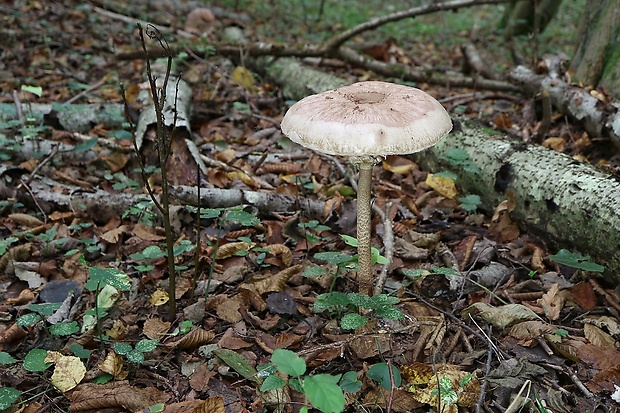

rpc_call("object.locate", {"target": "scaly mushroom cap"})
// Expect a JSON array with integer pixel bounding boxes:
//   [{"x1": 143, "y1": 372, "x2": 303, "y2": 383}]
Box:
[{"x1": 280, "y1": 81, "x2": 452, "y2": 156}]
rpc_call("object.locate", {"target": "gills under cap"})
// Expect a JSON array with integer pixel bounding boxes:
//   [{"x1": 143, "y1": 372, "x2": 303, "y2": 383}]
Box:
[{"x1": 280, "y1": 81, "x2": 452, "y2": 156}]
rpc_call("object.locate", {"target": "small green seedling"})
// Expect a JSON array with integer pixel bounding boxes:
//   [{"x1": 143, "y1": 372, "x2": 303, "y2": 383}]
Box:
[
  {"x1": 113, "y1": 339, "x2": 159, "y2": 364},
  {"x1": 313, "y1": 292, "x2": 403, "y2": 330},
  {"x1": 367, "y1": 362, "x2": 402, "y2": 390},
  {"x1": 260, "y1": 349, "x2": 360, "y2": 413}
]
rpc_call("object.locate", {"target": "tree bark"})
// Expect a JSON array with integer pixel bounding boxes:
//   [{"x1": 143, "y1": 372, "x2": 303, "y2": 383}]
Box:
[
  {"x1": 499, "y1": 0, "x2": 563, "y2": 37},
  {"x1": 570, "y1": 0, "x2": 620, "y2": 95},
  {"x1": 411, "y1": 119, "x2": 620, "y2": 284}
]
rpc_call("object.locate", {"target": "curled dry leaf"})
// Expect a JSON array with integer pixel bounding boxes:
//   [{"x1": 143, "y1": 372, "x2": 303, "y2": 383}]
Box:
[
  {"x1": 463, "y1": 303, "x2": 541, "y2": 329},
  {"x1": 8, "y1": 212, "x2": 44, "y2": 227},
  {"x1": 166, "y1": 328, "x2": 215, "y2": 350},
  {"x1": 216, "y1": 241, "x2": 256, "y2": 260},
  {"x1": 0, "y1": 323, "x2": 28, "y2": 345},
  {"x1": 538, "y1": 283, "x2": 568, "y2": 321},
  {"x1": 239, "y1": 264, "x2": 302, "y2": 295},
  {"x1": 508, "y1": 320, "x2": 555, "y2": 339},
  {"x1": 257, "y1": 162, "x2": 302, "y2": 175},
  {"x1": 5, "y1": 288, "x2": 35, "y2": 305},
  {"x1": 100, "y1": 225, "x2": 129, "y2": 244},
  {"x1": 68, "y1": 380, "x2": 167, "y2": 412},
  {"x1": 262, "y1": 244, "x2": 293, "y2": 266}
]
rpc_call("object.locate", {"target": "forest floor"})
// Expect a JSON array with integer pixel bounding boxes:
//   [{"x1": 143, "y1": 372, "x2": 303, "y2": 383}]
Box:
[{"x1": 1, "y1": 1, "x2": 620, "y2": 413}]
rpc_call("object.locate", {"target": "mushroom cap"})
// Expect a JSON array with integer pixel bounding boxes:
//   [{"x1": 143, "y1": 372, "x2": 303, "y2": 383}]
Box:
[{"x1": 280, "y1": 81, "x2": 452, "y2": 156}]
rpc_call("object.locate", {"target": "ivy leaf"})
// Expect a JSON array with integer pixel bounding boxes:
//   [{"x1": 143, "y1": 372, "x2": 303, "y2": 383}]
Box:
[
  {"x1": 23, "y1": 349, "x2": 52, "y2": 372},
  {"x1": 49, "y1": 321, "x2": 80, "y2": 336}
]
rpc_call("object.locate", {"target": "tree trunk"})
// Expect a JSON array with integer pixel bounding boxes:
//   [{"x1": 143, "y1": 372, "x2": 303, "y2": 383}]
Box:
[
  {"x1": 499, "y1": 0, "x2": 563, "y2": 37},
  {"x1": 570, "y1": 0, "x2": 620, "y2": 95},
  {"x1": 411, "y1": 119, "x2": 620, "y2": 284}
]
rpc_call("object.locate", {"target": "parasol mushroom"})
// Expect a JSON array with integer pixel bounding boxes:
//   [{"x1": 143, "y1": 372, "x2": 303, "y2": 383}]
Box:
[{"x1": 281, "y1": 81, "x2": 452, "y2": 296}]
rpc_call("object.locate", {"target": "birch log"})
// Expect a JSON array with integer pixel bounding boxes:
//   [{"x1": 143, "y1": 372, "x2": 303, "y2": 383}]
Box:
[{"x1": 412, "y1": 119, "x2": 620, "y2": 283}]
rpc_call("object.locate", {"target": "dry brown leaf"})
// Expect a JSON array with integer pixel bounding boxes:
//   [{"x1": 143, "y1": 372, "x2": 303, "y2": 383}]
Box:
[
  {"x1": 5, "y1": 288, "x2": 35, "y2": 305},
  {"x1": 167, "y1": 328, "x2": 215, "y2": 350},
  {"x1": 403, "y1": 363, "x2": 480, "y2": 410},
  {"x1": 189, "y1": 365, "x2": 216, "y2": 392},
  {"x1": 98, "y1": 352, "x2": 128, "y2": 380},
  {"x1": 0, "y1": 323, "x2": 28, "y2": 345},
  {"x1": 9, "y1": 213, "x2": 44, "y2": 227},
  {"x1": 508, "y1": 320, "x2": 555, "y2": 340},
  {"x1": 184, "y1": 7, "x2": 216, "y2": 36},
  {"x1": 100, "y1": 225, "x2": 128, "y2": 244},
  {"x1": 240, "y1": 264, "x2": 302, "y2": 295},
  {"x1": 68, "y1": 380, "x2": 168, "y2": 412},
  {"x1": 538, "y1": 283, "x2": 565, "y2": 320},
  {"x1": 216, "y1": 241, "x2": 256, "y2": 260},
  {"x1": 463, "y1": 303, "x2": 541, "y2": 329},
  {"x1": 133, "y1": 223, "x2": 166, "y2": 241},
  {"x1": 143, "y1": 317, "x2": 171, "y2": 340},
  {"x1": 106, "y1": 320, "x2": 128, "y2": 340},
  {"x1": 215, "y1": 295, "x2": 244, "y2": 323},
  {"x1": 262, "y1": 244, "x2": 293, "y2": 266},
  {"x1": 101, "y1": 151, "x2": 129, "y2": 173},
  {"x1": 583, "y1": 324, "x2": 616, "y2": 348}
]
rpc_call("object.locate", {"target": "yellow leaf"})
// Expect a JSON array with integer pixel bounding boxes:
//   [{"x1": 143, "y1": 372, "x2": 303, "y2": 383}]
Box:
[
  {"x1": 232, "y1": 66, "x2": 256, "y2": 92},
  {"x1": 150, "y1": 289, "x2": 169, "y2": 306},
  {"x1": 425, "y1": 174, "x2": 457, "y2": 198},
  {"x1": 98, "y1": 351, "x2": 128, "y2": 380},
  {"x1": 45, "y1": 353, "x2": 86, "y2": 392}
]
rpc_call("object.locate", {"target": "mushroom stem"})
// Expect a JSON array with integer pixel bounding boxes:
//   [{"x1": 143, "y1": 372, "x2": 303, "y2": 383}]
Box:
[{"x1": 356, "y1": 161, "x2": 374, "y2": 296}]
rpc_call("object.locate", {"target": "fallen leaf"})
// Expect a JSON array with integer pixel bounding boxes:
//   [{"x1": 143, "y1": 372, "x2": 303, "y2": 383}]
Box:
[
  {"x1": 425, "y1": 173, "x2": 457, "y2": 198},
  {"x1": 45, "y1": 352, "x2": 85, "y2": 392}
]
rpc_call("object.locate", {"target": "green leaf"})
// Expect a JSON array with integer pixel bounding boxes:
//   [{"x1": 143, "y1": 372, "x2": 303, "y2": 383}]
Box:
[
  {"x1": 93, "y1": 374, "x2": 114, "y2": 384},
  {"x1": 374, "y1": 305, "x2": 404, "y2": 320},
  {"x1": 130, "y1": 245, "x2": 165, "y2": 260},
  {"x1": 371, "y1": 247, "x2": 388, "y2": 265},
  {"x1": 346, "y1": 293, "x2": 373, "y2": 309},
  {"x1": 340, "y1": 313, "x2": 368, "y2": 330},
  {"x1": 339, "y1": 371, "x2": 362, "y2": 393},
  {"x1": 0, "y1": 352, "x2": 16, "y2": 365},
  {"x1": 367, "y1": 363, "x2": 402, "y2": 390},
  {"x1": 27, "y1": 302, "x2": 62, "y2": 316},
  {"x1": 271, "y1": 349, "x2": 306, "y2": 377},
  {"x1": 70, "y1": 344, "x2": 91, "y2": 359},
  {"x1": 339, "y1": 234, "x2": 357, "y2": 247},
  {"x1": 126, "y1": 349, "x2": 145, "y2": 364},
  {"x1": 21, "y1": 84, "x2": 43, "y2": 97},
  {"x1": 73, "y1": 137, "x2": 98, "y2": 152},
  {"x1": 17, "y1": 312, "x2": 42, "y2": 327},
  {"x1": 0, "y1": 387, "x2": 21, "y2": 410},
  {"x1": 369, "y1": 294, "x2": 400, "y2": 307},
  {"x1": 459, "y1": 194, "x2": 481, "y2": 212},
  {"x1": 304, "y1": 374, "x2": 345, "y2": 413},
  {"x1": 433, "y1": 170, "x2": 458, "y2": 180},
  {"x1": 289, "y1": 377, "x2": 304, "y2": 393},
  {"x1": 314, "y1": 252, "x2": 355, "y2": 266},
  {"x1": 84, "y1": 264, "x2": 131, "y2": 291},
  {"x1": 135, "y1": 339, "x2": 158, "y2": 353},
  {"x1": 23, "y1": 349, "x2": 52, "y2": 372},
  {"x1": 173, "y1": 240, "x2": 194, "y2": 256},
  {"x1": 548, "y1": 249, "x2": 605, "y2": 272},
  {"x1": 149, "y1": 403, "x2": 165, "y2": 413},
  {"x1": 49, "y1": 321, "x2": 80, "y2": 336},
  {"x1": 113, "y1": 342, "x2": 133, "y2": 355},
  {"x1": 224, "y1": 209, "x2": 260, "y2": 227},
  {"x1": 199, "y1": 207, "x2": 223, "y2": 219},
  {"x1": 302, "y1": 266, "x2": 327, "y2": 278},
  {"x1": 260, "y1": 374, "x2": 286, "y2": 392},
  {"x1": 313, "y1": 292, "x2": 351, "y2": 312},
  {"x1": 213, "y1": 349, "x2": 260, "y2": 383}
]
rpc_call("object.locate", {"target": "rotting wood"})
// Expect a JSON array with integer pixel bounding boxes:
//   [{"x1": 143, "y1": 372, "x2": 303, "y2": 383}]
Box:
[
  {"x1": 411, "y1": 118, "x2": 620, "y2": 284},
  {"x1": 509, "y1": 65, "x2": 620, "y2": 150}
]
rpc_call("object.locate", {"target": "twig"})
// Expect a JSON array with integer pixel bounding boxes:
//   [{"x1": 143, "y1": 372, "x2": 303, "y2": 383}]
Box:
[
  {"x1": 568, "y1": 368, "x2": 595, "y2": 399},
  {"x1": 322, "y1": 0, "x2": 514, "y2": 52},
  {"x1": 63, "y1": 74, "x2": 111, "y2": 105},
  {"x1": 85, "y1": 4, "x2": 194, "y2": 39}
]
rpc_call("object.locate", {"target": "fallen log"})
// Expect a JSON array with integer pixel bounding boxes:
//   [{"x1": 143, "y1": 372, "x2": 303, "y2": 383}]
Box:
[
  {"x1": 412, "y1": 119, "x2": 620, "y2": 283},
  {"x1": 509, "y1": 65, "x2": 620, "y2": 150}
]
